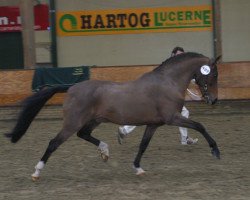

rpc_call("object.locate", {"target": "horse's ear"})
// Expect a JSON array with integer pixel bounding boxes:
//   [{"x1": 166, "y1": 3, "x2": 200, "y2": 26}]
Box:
[{"x1": 213, "y1": 55, "x2": 222, "y2": 64}]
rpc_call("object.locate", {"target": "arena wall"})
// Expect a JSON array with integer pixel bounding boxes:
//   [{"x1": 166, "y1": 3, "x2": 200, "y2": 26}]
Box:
[
  {"x1": 56, "y1": 0, "x2": 213, "y2": 67},
  {"x1": 0, "y1": 62, "x2": 250, "y2": 106}
]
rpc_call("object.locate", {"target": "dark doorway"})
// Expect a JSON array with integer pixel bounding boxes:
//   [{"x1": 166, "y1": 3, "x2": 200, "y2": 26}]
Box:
[{"x1": 0, "y1": 32, "x2": 24, "y2": 69}]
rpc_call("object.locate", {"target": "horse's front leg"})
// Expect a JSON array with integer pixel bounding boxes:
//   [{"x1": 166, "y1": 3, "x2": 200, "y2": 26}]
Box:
[
  {"x1": 133, "y1": 125, "x2": 158, "y2": 175},
  {"x1": 171, "y1": 113, "x2": 220, "y2": 159}
]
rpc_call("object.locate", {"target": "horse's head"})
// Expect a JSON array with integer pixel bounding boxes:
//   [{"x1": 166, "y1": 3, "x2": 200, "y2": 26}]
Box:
[{"x1": 194, "y1": 55, "x2": 221, "y2": 105}]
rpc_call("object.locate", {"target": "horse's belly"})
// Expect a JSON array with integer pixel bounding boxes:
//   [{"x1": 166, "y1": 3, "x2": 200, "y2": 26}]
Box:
[{"x1": 98, "y1": 105, "x2": 162, "y2": 125}]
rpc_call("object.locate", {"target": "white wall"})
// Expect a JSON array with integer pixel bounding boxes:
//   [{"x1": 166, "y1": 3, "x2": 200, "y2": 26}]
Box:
[
  {"x1": 221, "y1": 0, "x2": 250, "y2": 62},
  {"x1": 56, "y1": 0, "x2": 213, "y2": 67},
  {"x1": 56, "y1": 0, "x2": 210, "y2": 11},
  {"x1": 35, "y1": 31, "x2": 51, "y2": 63},
  {"x1": 3, "y1": 0, "x2": 250, "y2": 66}
]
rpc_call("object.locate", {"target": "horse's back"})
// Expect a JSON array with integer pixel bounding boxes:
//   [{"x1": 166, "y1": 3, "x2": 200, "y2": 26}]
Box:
[
  {"x1": 65, "y1": 80, "x2": 112, "y2": 101},
  {"x1": 63, "y1": 76, "x2": 182, "y2": 125}
]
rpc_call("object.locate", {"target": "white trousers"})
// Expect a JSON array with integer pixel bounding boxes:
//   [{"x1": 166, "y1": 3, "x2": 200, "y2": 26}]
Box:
[
  {"x1": 179, "y1": 106, "x2": 189, "y2": 139},
  {"x1": 119, "y1": 125, "x2": 136, "y2": 135},
  {"x1": 119, "y1": 106, "x2": 189, "y2": 138}
]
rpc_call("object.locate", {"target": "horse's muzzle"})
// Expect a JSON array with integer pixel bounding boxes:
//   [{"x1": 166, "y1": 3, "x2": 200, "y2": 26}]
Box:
[{"x1": 205, "y1": 95, "x2": 217, "y2": 105}]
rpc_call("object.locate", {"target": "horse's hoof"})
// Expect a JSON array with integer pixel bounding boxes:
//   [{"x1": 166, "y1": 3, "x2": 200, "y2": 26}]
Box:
[
  {"x1": 134, "y1": 166, "x2": 146, "y2": 176},
  {"x1": 136, "y1": 170, "x2": 146, "y2": 176},
  {"x1": 211, "y1": 147, "x2": 220, "y2": 159},
  {"x1": 98, "y1": 142, "x2": 109, "y2": 162},
  {"x1": 31, "y1": 175, "x2": 40, "y2": 181},
  {"x1": 101, "y1": 153, "x2": 109, "y2": 162}
]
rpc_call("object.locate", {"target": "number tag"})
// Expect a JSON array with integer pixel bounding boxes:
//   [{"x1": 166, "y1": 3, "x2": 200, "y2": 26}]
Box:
[{"x1": 200, "y1": 65, "x2": 211, "y2": 75}]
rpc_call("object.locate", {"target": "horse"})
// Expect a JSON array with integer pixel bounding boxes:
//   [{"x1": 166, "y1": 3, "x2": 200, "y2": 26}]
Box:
[{"x1": 5, "y1": 52, "x2": 221, "y2": 180}]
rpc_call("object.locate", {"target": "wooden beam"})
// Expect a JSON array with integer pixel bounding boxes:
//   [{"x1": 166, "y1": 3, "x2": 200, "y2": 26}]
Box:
[
  {"x1": 19, "y1": 0, "x2": 36, "y2": 69},
  {"x1": 212, "y1": 0, "x2": 223, "y2": 60}
]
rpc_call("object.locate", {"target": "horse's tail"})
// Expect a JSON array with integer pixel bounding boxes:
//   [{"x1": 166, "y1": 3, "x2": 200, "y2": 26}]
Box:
[{"x1": 5, "y1": 86, "x2": 69, "y2": 143}]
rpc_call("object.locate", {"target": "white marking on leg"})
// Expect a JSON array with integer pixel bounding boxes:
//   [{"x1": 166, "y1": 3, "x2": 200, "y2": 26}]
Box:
[
  {"x1": 98, "y1": 141, "x2": 109, "y2": 161},
  {"x1": 133, "y1": 165, "x2": 146, "y2": 175},
  {"x1": 31, "y1": 161, "x2": 45, "y2": 180}
]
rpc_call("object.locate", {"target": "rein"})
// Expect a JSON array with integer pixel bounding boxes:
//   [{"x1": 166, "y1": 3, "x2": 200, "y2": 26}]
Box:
[{"x1": 186, "y1": 88, "x2": 202, "y2": 99}]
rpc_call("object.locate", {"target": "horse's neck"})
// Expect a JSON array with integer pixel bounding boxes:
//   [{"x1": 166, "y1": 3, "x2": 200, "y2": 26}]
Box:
[
  {"x1": 140, "y1": 56, "x2": 206, "y2": 92},
  {"x1": 165, "y1": 58, "x2": 205, "y2": 92},
  {"x1": 170, "y1": 61, "x2": 196, "y2": 82}
]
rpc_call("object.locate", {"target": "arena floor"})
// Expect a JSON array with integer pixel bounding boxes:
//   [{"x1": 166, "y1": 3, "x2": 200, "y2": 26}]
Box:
[{"x1": 0, "y1": 100, "x2": 250, "y2": 200}]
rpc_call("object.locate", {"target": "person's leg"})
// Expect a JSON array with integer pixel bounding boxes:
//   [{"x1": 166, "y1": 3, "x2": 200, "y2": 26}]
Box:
[
  {"x1": 179, "y1": 106, "x2": 198, "y2": 145},
  {"x1": 117, "y1": 125, "x2": 136, "y2": 144},
  {"x1": 119, "y1": 125, "x2": 137, "y2": 135}
]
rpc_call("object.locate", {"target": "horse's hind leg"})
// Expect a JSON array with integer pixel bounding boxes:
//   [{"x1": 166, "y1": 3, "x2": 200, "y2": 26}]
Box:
[
  {"x1": 31, "y1": 128, "x2": 75, "y2": 181},
  {"x1": 133, "y1": 125, "x2": 158, "y2": 175},
  {"x1": 171, "y1": 113, "x2": 220, "y2": 159},
  {"x1": 77, "y1": 120, "x2": 109, "y2": 162}
]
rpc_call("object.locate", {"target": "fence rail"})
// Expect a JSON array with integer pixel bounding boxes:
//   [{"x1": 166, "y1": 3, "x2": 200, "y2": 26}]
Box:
[{"x1": 0, "y1": 62, "x2": 249, "y2": 106}]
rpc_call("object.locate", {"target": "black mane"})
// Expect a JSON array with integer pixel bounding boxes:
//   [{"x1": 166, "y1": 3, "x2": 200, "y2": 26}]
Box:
[{"x1": 154, "y1": 52, "x2": 205, "y2": 72}]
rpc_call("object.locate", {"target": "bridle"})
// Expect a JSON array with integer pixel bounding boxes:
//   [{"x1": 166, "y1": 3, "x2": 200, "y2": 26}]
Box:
[
  {"x1": 194, "y1": 73, "x2": 209, "y2": 100},
  {"x1": 202, "y1": 82, "x2": 209, "y2": 98},
  {"x1": 192, "y1": 55, "x2": 220, "y2": 104}
]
